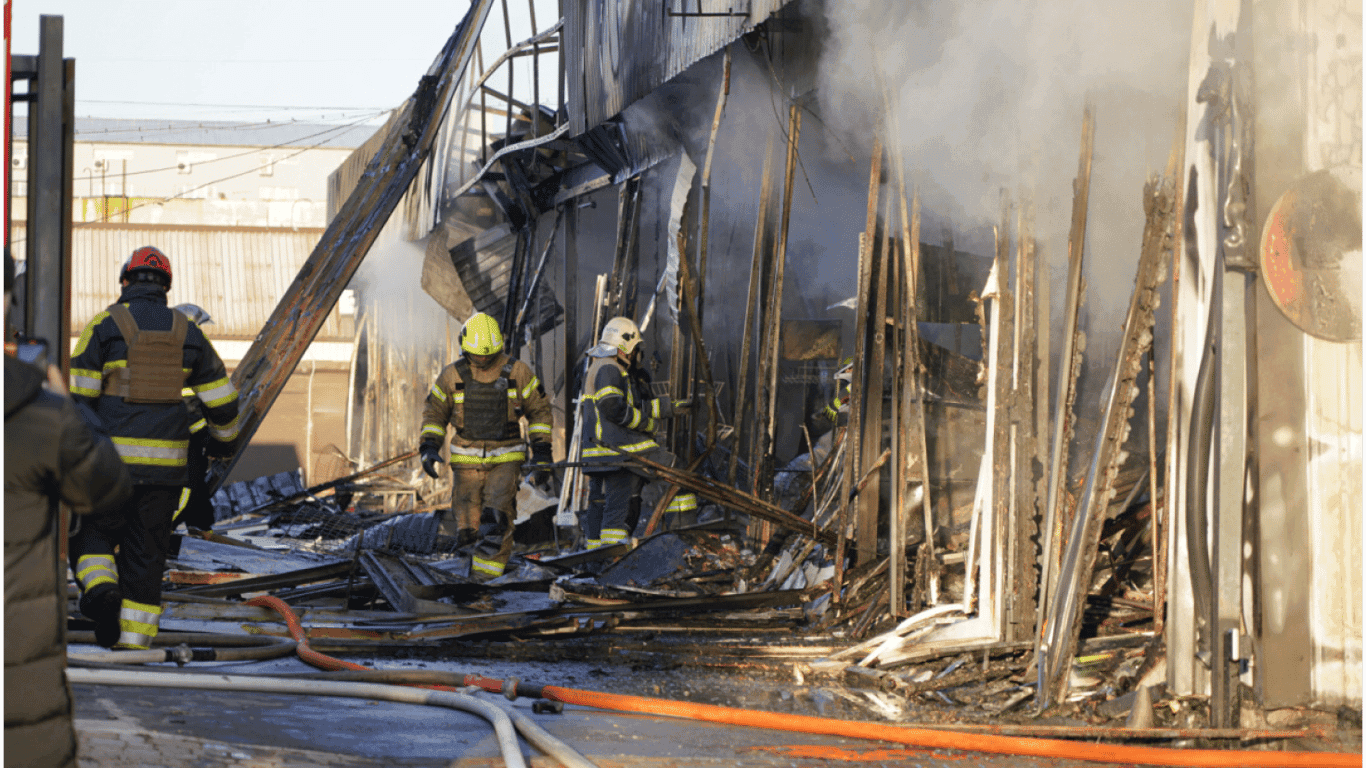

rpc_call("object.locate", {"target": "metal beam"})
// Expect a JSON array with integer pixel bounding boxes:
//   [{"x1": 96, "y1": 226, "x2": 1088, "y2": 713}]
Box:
[{"x1": 23, "y1": 16, "x2": 73, "y2": 375}]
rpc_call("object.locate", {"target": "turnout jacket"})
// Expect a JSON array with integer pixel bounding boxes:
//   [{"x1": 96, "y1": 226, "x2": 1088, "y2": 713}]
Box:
[
  {"x1": 420, "y1": 353, "x2": 552, "y2": 466},
  {"x1": 5, "y1": 356, "x2": 132, "y2": 768},
  {"x1": 69, "y1": 283, "x2": 241, "y2": 484},
  {"x1": 580, "y1": 354, "x2": 678, "y2": 467}
]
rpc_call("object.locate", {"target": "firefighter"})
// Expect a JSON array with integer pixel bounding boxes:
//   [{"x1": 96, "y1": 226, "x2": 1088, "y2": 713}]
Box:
[
  {"x1": 67, "y1": 246, "x2": 241, "y2": 649},
  {"x1": 814, "y1": 357, "x2": 854, "y2": 435},
  {"x1": 172, "y1": 303, "x2": 217, "y2": 533},
  {"x1": 810, "y1": 357, "x2": 853, "y2": 467},
  {"x1": 579, "y1": 317, "x2": 699, "y2": 549},
  {"x1": 419, "y1": 312, "x2": 553, "y2": 580}
]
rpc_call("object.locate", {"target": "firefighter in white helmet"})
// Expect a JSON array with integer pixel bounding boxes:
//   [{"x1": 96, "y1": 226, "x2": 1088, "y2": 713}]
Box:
[
  {"x1": 419, "y1": 312, "x2": 553, "y2": 580},
  {"x1": 578, "y1": 317, "x2": 698, "y2": 548},
  {"x1": 172, "y1": 303, "x2": 217, "y2": 533}
]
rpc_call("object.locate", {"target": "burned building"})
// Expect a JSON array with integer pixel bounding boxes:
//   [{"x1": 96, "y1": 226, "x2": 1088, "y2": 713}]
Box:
[{"x1": 18, "y1": 0, "x2": 1356, "y2": 755}]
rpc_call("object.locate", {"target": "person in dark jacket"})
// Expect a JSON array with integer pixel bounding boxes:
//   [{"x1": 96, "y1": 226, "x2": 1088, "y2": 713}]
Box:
[
  {"x1": 5, "y1": 250, "x2": 133, "y2": 768},
  {"x1": 67, "y1": 246, "x2": 241, "y2": 649},
  {"x1": 578, "y1": 316, "x2": 698, "y2": 548}
]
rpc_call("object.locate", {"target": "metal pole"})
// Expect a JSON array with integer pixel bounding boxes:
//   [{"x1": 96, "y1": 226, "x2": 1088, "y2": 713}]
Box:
[{"x1": 25, "y1": 15, "x2": 70, "y2": 375}]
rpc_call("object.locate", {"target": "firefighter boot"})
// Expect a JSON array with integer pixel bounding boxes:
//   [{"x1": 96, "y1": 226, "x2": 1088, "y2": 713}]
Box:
[
  {"x1": 75, "y1": 554, "x2": 123, "y2": 648},
  {"x1": 456, "y1": 528, "x2": 479, "y2": 548},
  {"x1": 470, "y1": 507, "x2": 512, "y2": 581},
  {"x1": 80, "y1": 584, "x2": 123, "y2": 648}
]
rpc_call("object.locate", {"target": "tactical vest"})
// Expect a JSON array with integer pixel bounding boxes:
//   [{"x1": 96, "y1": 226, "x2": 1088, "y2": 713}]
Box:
[
  {"x1": 103, "y1": 304, "x2": 190, "y2": 403},
  {"x1": 454, "y1": 359, "x2": 523, "y2": 440}
]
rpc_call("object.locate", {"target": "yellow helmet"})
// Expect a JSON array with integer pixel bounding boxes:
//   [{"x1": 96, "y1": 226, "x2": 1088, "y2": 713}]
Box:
[{"x1": 460, "y1": 312, "x2": 504, "y2": 356}]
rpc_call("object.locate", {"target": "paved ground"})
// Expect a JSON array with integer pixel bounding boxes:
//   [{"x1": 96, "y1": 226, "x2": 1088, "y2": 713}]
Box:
[{"x1": 72, "y1": 681, "x2": 1081, "y2": 768}]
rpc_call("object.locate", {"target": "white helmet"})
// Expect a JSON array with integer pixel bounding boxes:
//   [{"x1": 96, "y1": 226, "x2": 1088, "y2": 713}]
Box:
[
  {"x1": 173, "y1": 303, "x2": 213, "y2": 327},
  {"x1": 834, "y1": 357, "x2": 854, "y2": 383},
  {"x1": 599, "y1": 316, "x2": 643, "y2": 357}
]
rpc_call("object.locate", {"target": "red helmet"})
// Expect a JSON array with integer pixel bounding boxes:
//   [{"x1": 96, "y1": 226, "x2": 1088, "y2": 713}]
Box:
[{"x1": 121, "y1": 246, "x2": 172, "y2": 288}]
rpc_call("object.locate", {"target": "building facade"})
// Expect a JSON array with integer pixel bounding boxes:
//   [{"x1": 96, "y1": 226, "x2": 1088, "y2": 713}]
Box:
[{"x1": 11, "y1": 117, "x2": 378, "y2": 484}]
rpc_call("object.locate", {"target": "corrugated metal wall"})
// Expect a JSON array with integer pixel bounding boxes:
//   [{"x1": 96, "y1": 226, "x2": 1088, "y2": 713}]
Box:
[
  {"x1": 15, "y1": 222, "x2": 347, "y2": 341},
  {"x1": 565, "y1": 0, "x2": 791, "y2": 135}
]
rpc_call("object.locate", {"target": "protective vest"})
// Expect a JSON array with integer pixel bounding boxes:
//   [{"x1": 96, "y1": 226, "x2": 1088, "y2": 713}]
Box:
[
  {"x1": 453, "y1": 359, "x2": 523, "y2": 440},
  {"x1": 103, "y1": 304, "x2": 189, "y2": 403}
]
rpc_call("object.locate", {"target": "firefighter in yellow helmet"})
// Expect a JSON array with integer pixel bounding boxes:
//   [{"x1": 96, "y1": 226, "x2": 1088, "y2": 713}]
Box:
[
  {"x1": 815, "y1": 356, "x2": 854, "y2": 434},
  {"x1": 67, "y1": 246, "x2": 241, "y2": 649},
  {"x1": 578, "y1": 317, "x2": 699, "y2": 548},
  {"x1": 419, "y1": 312, "x2": 553, "y2": 580}
]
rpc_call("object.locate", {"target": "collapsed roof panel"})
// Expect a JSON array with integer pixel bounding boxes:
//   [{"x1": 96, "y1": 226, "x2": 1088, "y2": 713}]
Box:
[
  {"x1": 564, "y1": 0, "x2": 794, "y2": 136},
  {"x1": 446, "y1": 223, "x2": 563, "y2": 335}
]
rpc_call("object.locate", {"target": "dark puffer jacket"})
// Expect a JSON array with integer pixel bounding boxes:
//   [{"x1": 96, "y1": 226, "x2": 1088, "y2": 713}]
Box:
[{"x1": 5, "y1": 356, "x2": 132, "y2": 768}]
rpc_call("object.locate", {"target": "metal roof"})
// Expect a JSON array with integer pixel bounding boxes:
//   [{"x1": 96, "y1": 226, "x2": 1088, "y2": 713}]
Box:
[
  {"x1": 14, "y1": 117, "x2": 381, "y2": 150},
  {"x1": 564, "y1": 0, "x2": 792, "y2": 135},
  {"x1": 14, "y1": 222, "x2": 349, "y2": 342}
]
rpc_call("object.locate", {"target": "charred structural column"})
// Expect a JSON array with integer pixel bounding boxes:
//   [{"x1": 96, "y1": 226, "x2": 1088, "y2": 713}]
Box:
[
  {"x1": 563, "y1": 203, "x2": 579, "y2": 441},
  {"x1": 19, "y1": 15, "x2": 74, "y2": 374}
]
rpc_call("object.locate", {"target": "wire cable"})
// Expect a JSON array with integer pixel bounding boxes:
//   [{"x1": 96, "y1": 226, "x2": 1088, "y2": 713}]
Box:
[{"x1": 67, "y1": 111, "x2": 382, "y2": 228}]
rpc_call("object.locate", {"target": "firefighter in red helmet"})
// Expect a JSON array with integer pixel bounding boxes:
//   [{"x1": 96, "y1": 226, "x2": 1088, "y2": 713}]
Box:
[{"x1": 68, "y1": 246, "x2": 242, "y2": 649}]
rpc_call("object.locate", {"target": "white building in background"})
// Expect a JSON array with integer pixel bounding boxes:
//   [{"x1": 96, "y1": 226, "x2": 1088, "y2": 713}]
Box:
[
  {"x1": 13, "y1": 117, "x2": 376, "y2": 228},
  {"x1": 10, "y1": 117, "x2": 381, "y2": 485}
]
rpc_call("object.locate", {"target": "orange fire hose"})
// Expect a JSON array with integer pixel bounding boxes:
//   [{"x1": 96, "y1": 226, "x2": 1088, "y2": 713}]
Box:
[{"x1": 245, "y1": 595, "x2": 1360, "y2": 768}]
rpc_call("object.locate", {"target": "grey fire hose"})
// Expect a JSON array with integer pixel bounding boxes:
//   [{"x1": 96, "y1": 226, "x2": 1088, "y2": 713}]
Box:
[
  {"x1": 66, "y1": 668, "x2": 532, "y2": 768},
  {"x1": 67, "y1": 631, "x2": 297, "y2": 665},
  {"x1": 1185, "y1": 252, "x2": 1222, "y2": 656}
]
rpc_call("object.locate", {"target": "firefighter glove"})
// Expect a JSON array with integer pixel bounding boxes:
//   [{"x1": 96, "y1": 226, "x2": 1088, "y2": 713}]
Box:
[
  {"x1": 528, "y1": 442, "x2": 554, "y2": 490},
  {"x1": 421, "y1": 446, "x2": 442, "y2": 479},
  {"x1": 672, "y1": 393, "x2": 702, "y2": 415}
]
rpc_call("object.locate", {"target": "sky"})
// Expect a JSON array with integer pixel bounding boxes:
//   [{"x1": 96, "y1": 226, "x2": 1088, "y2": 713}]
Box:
[{"x1": 8, "y1": 0, "x2": 491, "y2": 127}]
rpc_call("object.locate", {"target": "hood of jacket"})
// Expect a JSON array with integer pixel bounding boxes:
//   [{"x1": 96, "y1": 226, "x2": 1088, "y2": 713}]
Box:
[
  {"x1": 5, "y1": 355, "x2": 45, "y2": 419},
  {"x1": 118, "y1": 281, "x2": 169, "y2": 305}
]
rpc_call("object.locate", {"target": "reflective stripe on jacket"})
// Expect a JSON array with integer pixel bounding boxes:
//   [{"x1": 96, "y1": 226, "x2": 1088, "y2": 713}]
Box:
[
  {"x1": 70, "y1": 283, "x2": 240, "y2": 484},
  {"x1": 420, "y1": 353, "x2": 552, "y2": 467},
  {"x1": 579, "y1": 356, "x2": 676, "y2": 466}
]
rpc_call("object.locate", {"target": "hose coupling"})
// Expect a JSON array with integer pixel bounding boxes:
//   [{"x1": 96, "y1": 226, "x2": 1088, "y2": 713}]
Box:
[
  {"x1": 501, "y1": 677, "x2": 521, "y2": 701},
  {"x1": 531, "y1": 700, "x2": 564, "y2": 715},
  {"x1": 166, "y1": 644, "x2": 194, "y2": 666}
]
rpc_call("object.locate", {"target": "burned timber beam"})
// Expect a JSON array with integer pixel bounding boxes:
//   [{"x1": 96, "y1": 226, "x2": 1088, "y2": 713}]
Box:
[
  {"x1": 1035, "y1": 105, "x2": 1094, "y2": 668},
  {"x1": 836, "y1": 133, "x2": 882, "y2": 598},
  {"x1": 1040, "y1": 170, "x2": 1175, "y2": 707},
  {"x1": 207, "y1": 0, "x2": 494, "y2": 491},
  {"x1": 607, "y1": 446, "x2": 840, "y2": 547}
]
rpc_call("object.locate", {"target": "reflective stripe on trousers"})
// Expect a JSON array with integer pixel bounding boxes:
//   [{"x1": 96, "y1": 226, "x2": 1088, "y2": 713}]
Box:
[
  {"x1": 599, "y1": 528, "x2": 630, "y2": 545},
  {"x1": 471, "y1": 555, "x2": 506, "y2": 578},
  {"x1": 76, "y1": 554, "x2": 118, "y2": 591},
  {"x1": 116, "y1": 598, "x2": 163, "y2": 650},
  {"x1": 172, "y1": 487, "x2": 192, "y2": 521},
  {"x1": 667, "y1": 493, "x2": 699, "y2": 512}
]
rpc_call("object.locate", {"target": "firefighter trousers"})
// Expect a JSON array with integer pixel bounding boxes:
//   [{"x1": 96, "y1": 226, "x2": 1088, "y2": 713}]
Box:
[
  {"x1": 449, "y1": 462, "x2": 520, "y2": 579},
  {"x1": 582, "y1": 469, "x2": 645, "y2": 547},
  {"x1": 581, "y1": 448, "x2": 699, "y2": 547},
  {"x1": 175, "y1": 433, "x2": 214, "y2": 531},
  {"x1": 70, "y1": 484, "x2": 179, "y2": 649}
]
